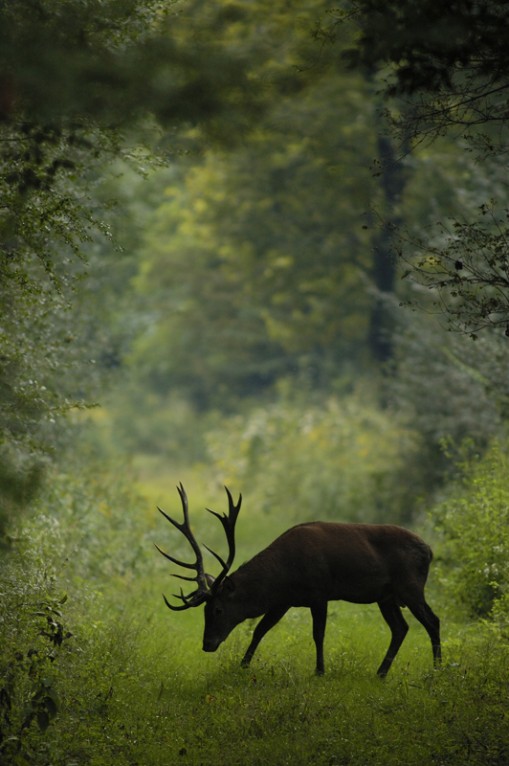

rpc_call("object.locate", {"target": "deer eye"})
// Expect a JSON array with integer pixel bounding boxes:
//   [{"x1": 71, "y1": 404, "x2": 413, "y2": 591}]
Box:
[{"x1": 213, "y1": 605, "x2": 223, "y2": 617}]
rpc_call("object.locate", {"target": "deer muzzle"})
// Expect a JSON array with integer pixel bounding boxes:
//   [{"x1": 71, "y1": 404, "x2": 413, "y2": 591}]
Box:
[{"x1": 202, "y1": 636, "x2": 222, "y2": 652}]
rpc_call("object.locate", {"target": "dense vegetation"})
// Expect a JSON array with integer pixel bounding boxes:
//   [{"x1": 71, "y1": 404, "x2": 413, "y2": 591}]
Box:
[{"x1": 1, "y1": 1, "x2": 509, "y2": 764}]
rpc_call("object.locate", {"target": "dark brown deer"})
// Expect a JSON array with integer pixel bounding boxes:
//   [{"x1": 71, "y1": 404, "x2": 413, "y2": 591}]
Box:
[{"x1": 156, "y1": 484, "x2": 441, "y2": 677}]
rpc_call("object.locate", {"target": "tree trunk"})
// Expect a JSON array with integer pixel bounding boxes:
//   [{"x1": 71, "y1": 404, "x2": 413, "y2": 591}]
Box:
[{"x1": 368, "y1": 132, "x2": 408, "y2": 363}]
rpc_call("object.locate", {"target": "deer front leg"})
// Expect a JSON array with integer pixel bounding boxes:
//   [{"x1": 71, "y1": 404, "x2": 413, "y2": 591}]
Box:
[
  {"x1": 241, "y1": 607, "x2": 289, "y2": 668},
  {"x1": 311, "y1": 603, "x2": 328, "y2": 675}
]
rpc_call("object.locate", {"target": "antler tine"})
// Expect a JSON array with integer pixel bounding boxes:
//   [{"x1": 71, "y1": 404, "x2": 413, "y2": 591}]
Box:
[
  {"x1": 176, "y1": 481, "x2": 190, "y2": 524},
  {"x1": 156, "y1": 484, "x2": 212, "y2": 611},
  {"x1": 172, "y1": 573, "x2": 200, "y2": 582},
  {"x1": 205, "y1": 485, "x2": 242, "y2": 589},
  {"x1": 225, "y1": 484, "x2": 242, "y2": 515},
  {"x1": 154, "y1": 541, "x2": 197, "y2": 570},
  {"x1": 203, "y1": 542, "x2": 227, "y2": 570},
  {"x1": 162, "y1": 590, "x2": 204, "y2": 612}
]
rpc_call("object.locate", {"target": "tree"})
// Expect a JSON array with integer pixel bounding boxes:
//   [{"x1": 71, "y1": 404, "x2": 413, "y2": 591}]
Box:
[
  {"x1": 329, "y1": 0, "x2": 509, "y2": 336},
  {"x1": 0, "y1": 0, "x2": 268, "y2": 527},
  {"x1": 340, "y1": 0, "x2": 509, "y2": 144},
  {"x1": 130, "y1": 61, "x2": 382, "y2": 410},
  {"x1": 398, "y1": 198, "x2": 509, "y2": 337}
]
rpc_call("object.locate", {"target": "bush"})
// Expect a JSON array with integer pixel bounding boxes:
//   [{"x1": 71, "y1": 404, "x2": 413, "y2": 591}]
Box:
[
  {"x1": 0, "y1": 519, "x2": 73, "y2": 763},
  {"x1": 3, "y1": 435, "x2": 509, "y2": 766},
  {"x1": 432, "y1": 440, "x2": 509, "y2": 624},
  {"x1": 0, "y1": 457, "x2": 156, "y2": 765}
]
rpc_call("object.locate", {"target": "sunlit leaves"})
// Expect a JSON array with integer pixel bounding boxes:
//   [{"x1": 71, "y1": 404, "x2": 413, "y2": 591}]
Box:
[{"x1": 206, "y1": 390, "x2": 421, "y2": 525}]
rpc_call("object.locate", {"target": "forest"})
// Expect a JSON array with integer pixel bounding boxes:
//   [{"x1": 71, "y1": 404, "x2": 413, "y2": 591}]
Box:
[{"x1": 1, "y1": 1, "x2": 509, "y2": 764}]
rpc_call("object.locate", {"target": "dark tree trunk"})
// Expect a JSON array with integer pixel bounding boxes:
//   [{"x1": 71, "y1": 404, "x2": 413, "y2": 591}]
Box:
[{"x1": 368, "y1": 132, "x2": 408, "y2": 363}]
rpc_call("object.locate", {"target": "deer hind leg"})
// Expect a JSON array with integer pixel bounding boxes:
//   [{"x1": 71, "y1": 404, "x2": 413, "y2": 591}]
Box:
[
  {"x1": 406, "y1": 596, "x2": 441, "y2": 668},
  {"x1": 377, "y1": 599, "x2": 409, "y2": 677},
  {"x1": 240, "y1": 606, "x2": 289, "y2": 668}
]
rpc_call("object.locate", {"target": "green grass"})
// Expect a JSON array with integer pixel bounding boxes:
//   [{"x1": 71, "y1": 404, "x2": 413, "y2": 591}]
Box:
[{"x1": 37, "y1": 592, "x2": 509, "y2": 766}]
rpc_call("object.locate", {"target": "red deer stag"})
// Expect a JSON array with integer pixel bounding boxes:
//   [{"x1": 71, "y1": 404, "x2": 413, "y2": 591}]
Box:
[{"x1": 155, "y1": 484, "x2": 441, "y2": 677}]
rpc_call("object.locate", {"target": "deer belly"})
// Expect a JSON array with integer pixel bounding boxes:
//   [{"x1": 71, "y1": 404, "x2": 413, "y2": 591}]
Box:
[{"x1": 286, "y1": 565, "x2": 391, "y2": 606}]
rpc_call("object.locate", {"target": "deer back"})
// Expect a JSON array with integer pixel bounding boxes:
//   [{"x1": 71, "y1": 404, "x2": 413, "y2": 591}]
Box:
[{"x1": 229, "y1": 521, "x2": 433, "y2": 609}]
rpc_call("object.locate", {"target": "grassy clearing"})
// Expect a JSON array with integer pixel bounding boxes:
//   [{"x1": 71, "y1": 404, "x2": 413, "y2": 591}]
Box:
[
  {"x1": 3, "y1": 459, "x2": 509, "y2": 766},
  {"x1": 37, "y1": 591, "x2": 509, "y2": 766}
]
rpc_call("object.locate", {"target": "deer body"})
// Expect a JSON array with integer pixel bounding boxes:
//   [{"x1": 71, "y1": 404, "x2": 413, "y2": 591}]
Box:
[{"x1": 157, "y1": 487, "x2": 441, "y2": 677}]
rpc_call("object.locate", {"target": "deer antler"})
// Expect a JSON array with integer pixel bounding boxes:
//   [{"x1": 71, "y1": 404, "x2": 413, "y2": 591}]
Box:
[
  {"x1": 205, "y1": 486, "x2": 242, "y2": 589},
  {"x1": 155, "y1": 483, "x2": 212, "y2": 611},
  {"x1": 155, "y1": 484, "x2": 242, "y2": 610}
]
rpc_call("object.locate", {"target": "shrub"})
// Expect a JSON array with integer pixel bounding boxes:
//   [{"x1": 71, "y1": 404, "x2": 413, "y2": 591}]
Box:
[
  {"x1": 0, "y1": 457, "x2": 155, "y2": 765},
  {"x1": 0, "y1": 522, "x2": 73, "y2": 763},
  {"x1": 389, "y1": 317, "x2": 509, "y2": 486},
  {"x1": 432, "y1": 440, "x2": 509, "y2": 624}
]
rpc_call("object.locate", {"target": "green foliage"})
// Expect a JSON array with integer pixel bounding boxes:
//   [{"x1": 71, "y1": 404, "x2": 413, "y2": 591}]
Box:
[
  {"x1": 0, "y1": 0, "x2": 277, "y2": 523},
  {"x1": 399, "y1": 198, "x2": 509, "y2": 337},
  {"x1": 0, "y1": 0, "x2": 265, "y2": 130},
  {"x1": 0, "y1": 455, "x2": 153, "y2": 763},
  {"x1": 387, "y1": 314, "x2": 509, "y2": 486},
  {"x1": 3, "y1": 2, "x2": 509, "y2": 764},
  {"x1": 432, "y1": 440, "x2": 509, "y2": 623},
  {"x1": 131, "y1": 58, "x2": 377, "y2": 408},
  {"x1": 3, "y1": 449, "x2": 509, "y2": 766},
  {"x1": 333, "y1": 0, "x2": 509, "y2": 336},
  {"x1": 97, "y1": 386, "x2": 220, "y2": 461},
  {"x1": 340, "y1": 0, "x2": 509, "y2": 140},
  {"x1": 205, "y1": 388, "x2": 422, "y2": 525}
]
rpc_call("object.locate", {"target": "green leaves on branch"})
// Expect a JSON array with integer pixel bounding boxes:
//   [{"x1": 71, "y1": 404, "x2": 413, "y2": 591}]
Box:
[
  {"x1": 0, "y1": 0, "x2": 312, "y2": 513},
  {"x1": 400, "y1": 201, "x2": 509, "y2": 336},
  {"x1": 339, "y1": 0, "x2": 509, "y2": 142}
]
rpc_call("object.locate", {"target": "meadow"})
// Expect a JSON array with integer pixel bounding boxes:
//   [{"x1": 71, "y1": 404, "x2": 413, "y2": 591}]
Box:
[
  {"x1": 39, "y1": 594, "x2": 509, "y2": 766},
  {"x1": 2, "y1": 455, "x2": 509, "y2": 766}
]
